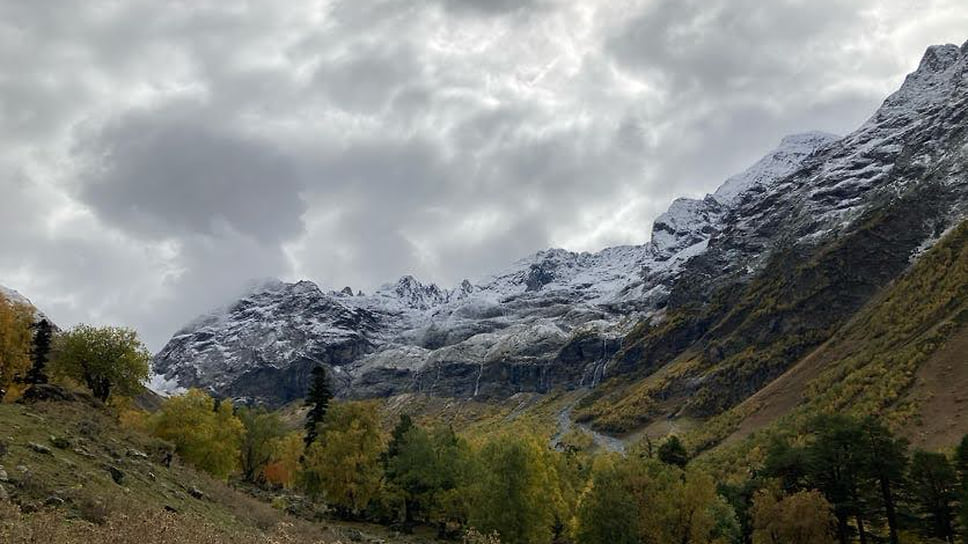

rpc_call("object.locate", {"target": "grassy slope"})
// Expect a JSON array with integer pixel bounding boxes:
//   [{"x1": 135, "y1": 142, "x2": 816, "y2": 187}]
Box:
[
  {"x1": 687, "y1": 220, "x2": 968, "y2": 477},
  {"x1": 0, "y1": 396, "x2": 427, "y2": 543}
]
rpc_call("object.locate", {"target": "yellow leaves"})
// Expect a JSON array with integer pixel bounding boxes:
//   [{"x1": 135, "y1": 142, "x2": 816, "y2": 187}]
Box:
[
  {"x1": 150, "y1": 389, "x2": 244, "y2": 480},
  {"x1": 0, "y1": 292, "x2": 33, "y2": 400},
  {"x1": 751, "y1": 487, "x2": 835, "y2": 544},
  {"x1": 302, "y1": 401, "x2": 384, "y2": 515}
]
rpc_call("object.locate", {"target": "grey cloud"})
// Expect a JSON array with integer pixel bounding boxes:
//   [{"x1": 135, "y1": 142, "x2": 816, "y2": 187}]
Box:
[
  {"x1": 1, "y1": 0, "x2": 966, "y2": 351},
  {"x1": 74, "y1": 103, "x2": 306, "y2": 245}
]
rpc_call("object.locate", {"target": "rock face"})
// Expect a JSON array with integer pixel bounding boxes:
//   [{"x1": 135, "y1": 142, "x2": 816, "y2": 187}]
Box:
[{"x1": 153, "y1": 42, "x2": 968, "y2": 408}]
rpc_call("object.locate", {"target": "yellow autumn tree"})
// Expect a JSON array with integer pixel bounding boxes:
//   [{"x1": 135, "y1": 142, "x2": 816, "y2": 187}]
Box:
[
  {"x1": 150, "y1": 389, "x2": 244, "y2": 480},
  {"x1": 751, "y1": 487, "x2": 836, "y2": 544},
  {"x1": 265, "y1": 431, "x2": 305, "y2": 489},
  {"x1": 466, "y1": 432, "x2": 567, "y2": 544},
  {"x1": 302, "y1": 400, "x2": 385, "y2": 517},
  {"x1": 0, "y1": 292, "x2": 33, "y2": 401}
]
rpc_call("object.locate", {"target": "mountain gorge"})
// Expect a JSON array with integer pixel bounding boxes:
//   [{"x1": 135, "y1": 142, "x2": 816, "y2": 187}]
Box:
[{"x1": 150, "y1": 40, "x2": 968, "y2": 447}]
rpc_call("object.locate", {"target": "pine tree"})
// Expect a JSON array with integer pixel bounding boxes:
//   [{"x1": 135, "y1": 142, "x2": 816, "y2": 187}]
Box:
[
  {"x1": 658, "y1": 435, "x2": 689, "y2": 468},
  {"x1": 303, "y1": 365, "x2": 333, "y2": 450},
  {"x1": 25, "y1": 319, "x2": 53, "y2": 385},
  {"x1": 908, "y1": 450, "x2": 957, "y2": 543},
  {"x1": 859, "y1": 417, "x2": 907, "y2": 544}
]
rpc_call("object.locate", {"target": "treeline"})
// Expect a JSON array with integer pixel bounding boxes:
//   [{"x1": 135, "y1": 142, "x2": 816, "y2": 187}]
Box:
[
  {"x1": 7, "y1": 293, "x2": 968, "y2": 543},
  {"x1": 1, "y1": 291, "x2": 149, "y2": 403},
  {"x1": 148, "y1": 379, "x2": 968, "y2": 544},
  {"x1": 757, "y1": 414, "x2": 968, "y2": 544}
]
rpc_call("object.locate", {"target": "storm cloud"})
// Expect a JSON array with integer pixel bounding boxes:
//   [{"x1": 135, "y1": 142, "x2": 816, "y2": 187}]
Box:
[{"x1": 1, "y1": 0, "x2": 966, "y2": 350}]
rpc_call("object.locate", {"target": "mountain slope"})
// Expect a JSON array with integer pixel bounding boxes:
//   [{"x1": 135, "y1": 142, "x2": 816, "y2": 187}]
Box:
[
  {"x1": 575, "y1": 41, "x2": 968, "y2": 436},
  {"x1": 154, "y1": 41, "x2": 968, "y2": 420},
  {"x1": 152, "y1": 131, "x2": 835, "y2": 406}
]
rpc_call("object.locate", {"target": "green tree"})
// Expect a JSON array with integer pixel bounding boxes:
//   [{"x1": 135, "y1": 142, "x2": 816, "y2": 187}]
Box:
[
  {"x1": 304, "y1": 365, "x2": 333, "y2": 450},
  {"x1": 238, "y1": 407, "x2": 285, "y2": 483},
  {"x1": 49, "y1": 325, "x2": 150, "y2": 402},
  {"x1": 150, "y1": 389, "x2": 244, "y2": 480},
  {"x1": 859, "y1": 417, "x2": 907, "y2": 544},
  {"x1": 0, "y1": 292, "x2": 33, "y2": 400},
  {"x1": 575, "y1": 456, "x2": 640, "y2": 544},
  {"x1": 384, "y1": 416, "x2": 438, "y2": 524},
  {"x1": 302, "y1": 401, "x2": 384, "y2": 517},
  {"x1": 467, "y1": 433, "x2": 562, "y2": 544},
  {"x1": 803, "y1": 415, "x2": 870, "y2": 544},
  {"x1": 908, "y1": 450, "x2": 957, "y2": 543},
  {"x1": 955, "y1": 435, "x2": 968, "y2": 544},
  {"x1": 25, "y1": 319, "x2": 53, "y2": 385},
  {"x1": 658, "y1": 435, "x2": 689, "y2": 468}
]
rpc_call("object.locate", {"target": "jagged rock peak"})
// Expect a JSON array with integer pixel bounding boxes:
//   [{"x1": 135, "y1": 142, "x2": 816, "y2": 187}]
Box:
[{"x1": 381, "y1": 275, "x2": 446, "y2": 310}]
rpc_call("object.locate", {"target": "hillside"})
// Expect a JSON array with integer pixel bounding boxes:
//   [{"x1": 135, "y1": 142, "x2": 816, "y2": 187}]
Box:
[{"x1": 0, "y1": 391, "x2": 423, "y2": 543}]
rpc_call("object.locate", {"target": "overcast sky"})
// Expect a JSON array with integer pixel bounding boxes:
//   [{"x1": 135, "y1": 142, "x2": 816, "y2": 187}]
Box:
[{"x1": 1, "y1": 0, "x2": 966, "y2": 351}]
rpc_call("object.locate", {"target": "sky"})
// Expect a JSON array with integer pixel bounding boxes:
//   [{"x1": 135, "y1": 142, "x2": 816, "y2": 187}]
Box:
[{"x1": 1, "y1": 0, "x2": 967, "y2": 351}]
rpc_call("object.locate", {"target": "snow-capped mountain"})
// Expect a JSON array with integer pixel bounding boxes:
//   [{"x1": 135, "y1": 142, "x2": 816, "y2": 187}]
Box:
[
  {"x1": 153, "y1": 41, "x2": 968, "y2": 408},
  {"x1": 0, "y1": 284, "x2": 52, "y2": 324},
  {"x1": 152, "y1": 131, "x2": 834, "y2": 404}
]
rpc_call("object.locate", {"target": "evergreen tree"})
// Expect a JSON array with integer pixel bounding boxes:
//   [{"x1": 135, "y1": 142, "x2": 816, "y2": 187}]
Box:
[
  {"x1": 908, "y1": 450, "x2": 957, "y2": 543},
  {"x1": 955, "y1": 435, "x2": 968, "y2": 544},
  {"x1": 25, "y1": 319, "x2": 52, "y2": 385},
  {"x1": 803, "y1": 415, "x2": 869, "y2": 544},
  {"x1": 303, "y1": 365, "x2": 333, "y2": 450},
  {"x1": 384, "y1": 419, "x2": 436, "y2": 524},
  {"x1": 859, "y1": 417, "x2": 907, "y2": 544},
  {"x1": 658, "y1": 435, "x2": 689, "y2": 468}
]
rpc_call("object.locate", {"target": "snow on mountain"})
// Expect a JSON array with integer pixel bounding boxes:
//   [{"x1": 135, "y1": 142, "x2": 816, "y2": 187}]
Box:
[
  {"x1": 152, "y1": 129, "x2": 832, "y2": 404},
  {"x1": 0, "y1": 284, "x2": 52, "y2": 324},
  {"x1": 153, "y1": 41, "x2": 968, "y2": 406}
]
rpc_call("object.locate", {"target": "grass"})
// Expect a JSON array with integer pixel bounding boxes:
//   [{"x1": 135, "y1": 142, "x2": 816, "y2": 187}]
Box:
[{"x1": 0, "y1": 395, "x2": 437, "y2": 543}]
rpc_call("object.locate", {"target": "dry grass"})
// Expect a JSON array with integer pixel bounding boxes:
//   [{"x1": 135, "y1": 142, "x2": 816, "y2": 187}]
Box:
[{"x1": 0, "y1": 502, "x2": 340, "y2": 543}]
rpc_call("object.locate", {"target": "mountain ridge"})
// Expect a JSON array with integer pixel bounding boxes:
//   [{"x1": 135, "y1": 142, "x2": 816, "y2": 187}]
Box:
[{"x1": 152, "y1": 41, "x2": 968, "y2": 425}]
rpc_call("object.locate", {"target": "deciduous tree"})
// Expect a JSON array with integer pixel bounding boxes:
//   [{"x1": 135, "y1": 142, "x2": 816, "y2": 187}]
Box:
[
  {"x1": 0, "y1": 293, "x2": 33, "y2": 400},
  {"x1": 50, "y1": 325, "x2": 150, "y2": 402},
  {"x1": 150, "y1": 389, "x2": 244, "y2": 480}
]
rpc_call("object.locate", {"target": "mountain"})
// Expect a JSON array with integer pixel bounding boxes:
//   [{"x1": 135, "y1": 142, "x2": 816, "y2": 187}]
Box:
[
  {"x1": 151, "y1": 131, "x2": 835, "y2": 405},
  {"x1": 0, "y1": 284, "x2": 53, "y2": 325},
  {"x1": 153, "y1": 41, "x2": 968, "y2": 423}
]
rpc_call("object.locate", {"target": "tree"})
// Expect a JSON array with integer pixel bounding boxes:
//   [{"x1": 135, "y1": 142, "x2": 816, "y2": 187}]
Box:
[
  {"x1": 0, "y1": 292, "x2": 33, "y2": 400},
  {"x1": 859, "y1": 417, "x2": 907, "y2": 544},
  {"x1": 575, "y1": 456, "x2": 640, "y2": 544},
  {"x1": 908, "y1": 450, "x2": 957, "y2": 543},
  {"x1": 304, "y1": 365, "x2": 333, "y2": 450},
  {"x1": 264, "y1": 432, "x2": 305, "y2": 489},
  {"x1": 238, "y1": 407, "x2": 284, "y2": 483},
  {"x1": 302, "y1": 401, "x2": 384, "y2": 517},
  {"x1": 802, "y1": 415, "x2": 870, "y2": 544},
  {"x1": 955, "y1": 435, "x2": 968, "y2": 544},
  {"x1": 658, "y1": 435, "x2": 689, "y2": 468},
  {"x1": 384, "y1": 415, "x2": 437, "y2": 524},
  {"x1": 49, "y1": 325, "x2": 150, "y2": 402},
  {"x1": 467, "y1": 433, "x2": 563, "y2": 544},
  {"x1": 25, "y1": 319, "x2": 53, "y2": 385},
  {"x1": 751, "y1": 487, "x2": 836, "y2": 544},
  {"x1": 150, "y1": 389, "x2": 244, "y2": 480}
]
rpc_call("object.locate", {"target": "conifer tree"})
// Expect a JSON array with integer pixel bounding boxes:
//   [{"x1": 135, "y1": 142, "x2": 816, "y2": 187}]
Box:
[
  {"x1": 25, "y1": 319, "x2": 53, "y2": 385},
  {"x1": 658, "y1": 435, "x2": 689, "y2": 468},
  {"x1": 908, "y1": 450, "x2": 957, "y2": 543},
  {"x1": 304, "y1": 365, "x2": 333, "y2": 450}
]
